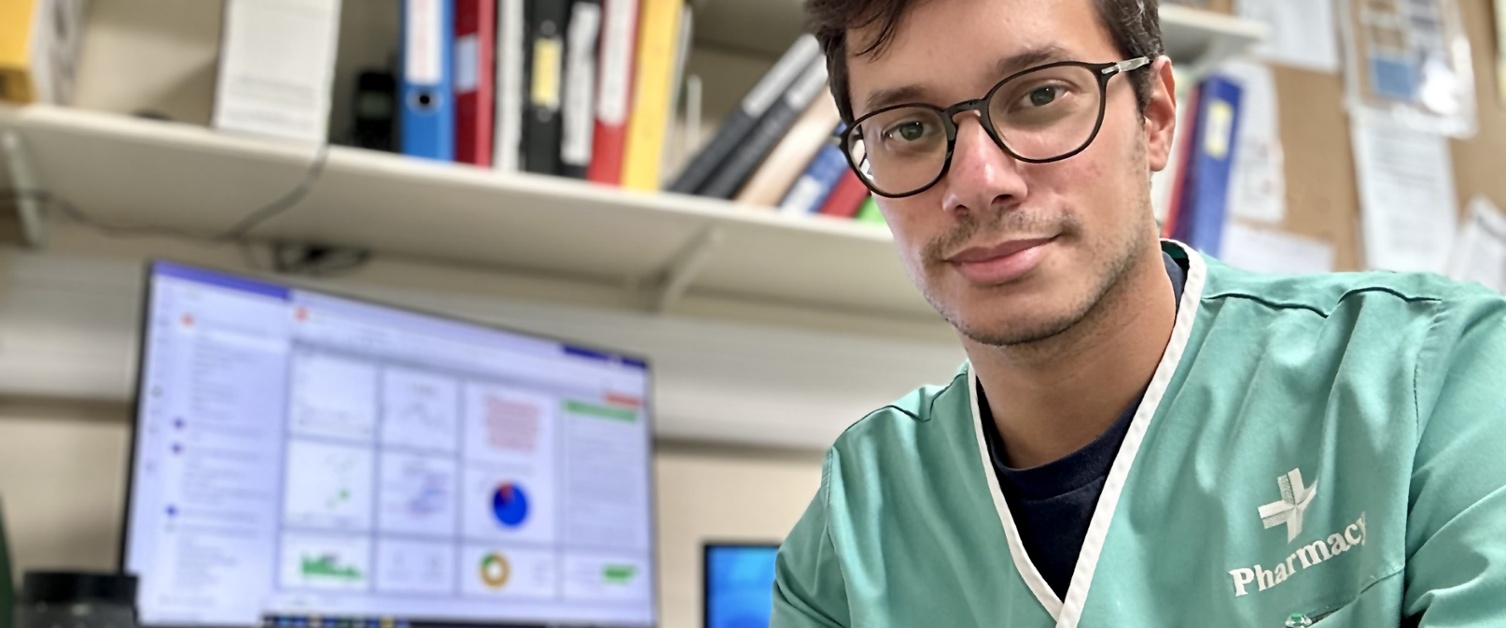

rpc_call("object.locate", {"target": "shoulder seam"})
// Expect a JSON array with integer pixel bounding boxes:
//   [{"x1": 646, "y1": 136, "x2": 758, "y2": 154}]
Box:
[
  {"x1": 837, "y1": 369, "x2": 967, "y2": 439},
  {"x1": 1202, "y1": 285, "x2": 1445, "y2": 319},
  {"x1": 927, "y1": 369, "x2": 966, "y2": 417}
]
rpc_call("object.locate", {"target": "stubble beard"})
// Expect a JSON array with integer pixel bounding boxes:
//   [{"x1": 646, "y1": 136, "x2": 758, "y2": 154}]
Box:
[{"x1": 920, "y1": 154, "x2": 1157, "y2": 352}]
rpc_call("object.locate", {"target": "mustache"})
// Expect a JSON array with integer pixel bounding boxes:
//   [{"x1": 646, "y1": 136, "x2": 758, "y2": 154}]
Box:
[{"x1": 922, "y1": 210, "x2": 1077, "y2": 263}]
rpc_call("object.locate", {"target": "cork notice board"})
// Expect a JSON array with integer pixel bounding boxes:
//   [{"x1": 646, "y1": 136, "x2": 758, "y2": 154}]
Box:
[{"x1": 1247, "y1": 0, "x2": 1506, "y2": 271}]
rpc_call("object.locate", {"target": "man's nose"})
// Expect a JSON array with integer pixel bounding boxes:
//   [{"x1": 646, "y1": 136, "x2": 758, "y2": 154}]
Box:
[{"x1": 939, "y1": 114, "x2": 1029, "y2": 215}]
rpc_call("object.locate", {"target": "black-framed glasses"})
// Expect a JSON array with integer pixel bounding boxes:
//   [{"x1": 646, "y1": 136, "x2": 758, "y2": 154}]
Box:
[{"x1": 840, "y1": 57, "x2": 1151, "y2": 198}]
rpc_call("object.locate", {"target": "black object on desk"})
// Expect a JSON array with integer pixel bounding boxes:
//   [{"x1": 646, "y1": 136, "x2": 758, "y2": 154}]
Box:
[
  {"x1": 1, "y1": 499, "x2": 11, "y2": 628},
  {"x1": 17, "y1": 572, "x2": 138, "y2": 628}
]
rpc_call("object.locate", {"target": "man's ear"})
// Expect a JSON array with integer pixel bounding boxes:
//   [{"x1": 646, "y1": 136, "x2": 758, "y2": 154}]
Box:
[{"x1": 1144, "y1": 55, "x2": 1178, "y2": 173}]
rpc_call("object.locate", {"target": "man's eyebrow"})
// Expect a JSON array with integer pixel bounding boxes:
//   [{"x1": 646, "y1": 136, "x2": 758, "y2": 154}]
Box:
[
  {"x1": 858, "y1": 44, "x2": 1076, "y2": 117},
  {"x1": 862, "y1": 84, "x2": 931, "y2": 116},
  {"x1": 993, "y1": 44, "x2": 1074, "y2": 79}
]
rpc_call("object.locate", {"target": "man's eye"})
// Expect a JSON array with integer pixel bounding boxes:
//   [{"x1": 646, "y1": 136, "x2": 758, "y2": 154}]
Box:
[
  {"x1": 885, "y1": 121, "x2": 929, "y2": 142},
  {"x1": 1022, "y1": 85, "x2": 1062, "y2": 108}
]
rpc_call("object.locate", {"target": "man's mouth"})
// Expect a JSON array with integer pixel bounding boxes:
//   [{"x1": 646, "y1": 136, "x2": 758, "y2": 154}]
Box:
[{"x1": 944, "y1": 236, "x2": 1057, "y2": 284}]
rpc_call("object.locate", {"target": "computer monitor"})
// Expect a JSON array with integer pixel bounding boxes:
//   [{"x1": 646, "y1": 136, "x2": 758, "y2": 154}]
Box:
[
  {"x1": 703, "y1": 543, "x2": 779, "y2": 628},
  {"x1": 122, "y1": 261, "x2": 656, "y2": 628}
]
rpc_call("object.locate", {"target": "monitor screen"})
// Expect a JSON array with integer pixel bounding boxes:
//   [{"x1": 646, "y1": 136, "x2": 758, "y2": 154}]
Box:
[
  {"x1": 123, "y1": 261, "x2": 656, "y2": 628},
  {"x1": 703, "y1": 544, "x2": 778, "y2": 628}
]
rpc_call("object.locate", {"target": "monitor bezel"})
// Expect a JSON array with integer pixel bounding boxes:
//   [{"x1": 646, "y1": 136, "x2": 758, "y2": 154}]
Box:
[{"x1": 120, "y1": 258, "x2": 660, "y2": 628}]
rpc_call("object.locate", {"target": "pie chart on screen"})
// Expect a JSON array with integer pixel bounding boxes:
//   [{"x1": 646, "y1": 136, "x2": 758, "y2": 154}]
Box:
[{"x1": 491, "y1": 482, "x2": 529, "y2": 527}]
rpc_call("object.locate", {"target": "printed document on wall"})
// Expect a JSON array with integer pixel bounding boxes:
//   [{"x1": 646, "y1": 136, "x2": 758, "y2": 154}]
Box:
[
  {"x1": 1236, "y1": 0, "x2": 1340, "y2": 73},
  {"x1": 1446, "y1": 196, "x2": 1506, "y2": 293},
  {"x1": 1220, "y1": 223, "x2": 1334, "y2": 275},
  {"x1": 1352, "y1": 115, "x2": 1458, "y2": 273}
]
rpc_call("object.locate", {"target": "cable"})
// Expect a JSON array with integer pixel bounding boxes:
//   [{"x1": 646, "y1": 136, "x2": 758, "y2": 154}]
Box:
[
  {"x1": 0, "y1": 141, "x2": 332, "y2": 244},
  {"x1": 0, "y1": 141, "x2": 368, "y2": 275}
]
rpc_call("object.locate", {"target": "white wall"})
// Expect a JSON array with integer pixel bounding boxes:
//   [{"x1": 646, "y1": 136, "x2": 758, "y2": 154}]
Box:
[
  {"x1": 0, "y1": 399, "x2": 131, "y2": 577},
  {"x1": 0, "y1": 399, "x2": 822, "y2": 628}
]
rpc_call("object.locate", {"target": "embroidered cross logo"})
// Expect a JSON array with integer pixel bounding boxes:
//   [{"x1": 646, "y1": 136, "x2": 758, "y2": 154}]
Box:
[{"x1": 1258, "y1": 468, "x2": 1318, "y2": 543}]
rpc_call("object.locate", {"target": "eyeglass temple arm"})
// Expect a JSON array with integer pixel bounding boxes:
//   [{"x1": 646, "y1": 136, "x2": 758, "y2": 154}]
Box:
[{"x1": 1102, "y1": 56, "x2": 1152, "y2": 75}]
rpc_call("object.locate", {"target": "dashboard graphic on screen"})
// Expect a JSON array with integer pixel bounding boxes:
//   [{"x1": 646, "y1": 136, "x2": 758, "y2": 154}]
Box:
[{"x1": 122, "y1": 261, "x2": 655, "y2": 628}]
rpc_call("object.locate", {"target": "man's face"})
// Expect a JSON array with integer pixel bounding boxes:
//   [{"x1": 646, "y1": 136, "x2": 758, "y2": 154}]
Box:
[{"x1": 845, "y1": 0, "x2": 1175, "y2": 346}]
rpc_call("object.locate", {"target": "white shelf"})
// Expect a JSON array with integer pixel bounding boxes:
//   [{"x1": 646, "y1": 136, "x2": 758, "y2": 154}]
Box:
[
  {"x1": 0, "y1": 104, "x2": 934, "y2": 319},
  {"x1": 1160, "y1": 4, "x2": 1270, "y2": 79}
]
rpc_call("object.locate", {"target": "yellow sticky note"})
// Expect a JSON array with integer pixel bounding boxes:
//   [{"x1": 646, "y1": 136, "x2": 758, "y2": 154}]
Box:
[{"x1": 1204, "y1": 100, "x2": 1234, "y2": 160}]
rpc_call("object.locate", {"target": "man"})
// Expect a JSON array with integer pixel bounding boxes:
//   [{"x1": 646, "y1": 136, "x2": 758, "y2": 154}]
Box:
[{"x1": 772, "y1": 0, "x2": 1506, "y2": 625}]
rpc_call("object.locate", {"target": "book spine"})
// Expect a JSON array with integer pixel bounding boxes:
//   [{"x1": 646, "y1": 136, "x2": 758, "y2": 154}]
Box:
[
  {"x1": 619, "y1": 0, "x2": 681, "y2": 191},
  {"x1": 778, "y1": 140, "x2": 848, "y2": 215},
  {"x1": 401, "y1": 0, "x2": 457, "y2": 160},
  {"x1": 492, "y1": 0, "x2": 526, "y2": 171},
  {"x1": 659, "y1": 2, "x2": 694, "y2": 185},
  {"x1": 733, "y1": 96, "x2": 840, "y2": 207},
  {"x1": 1177, "y1": 76, "x2": 1242, "y2": 256},
  {"x1": 560, "y1": 0, "x2": 602, "y2": 178},
  {"x1": 816, "y1": 170, "x2": 868, "y2": 218},
  {"x1": 584, "y1": 0, "x2": 639, "y2": 185},
  {"x1": 699, "y1": 59, "x2": 828, "y2": 199},
  {"x1": 454, "y1": 0, "x2": 496, "y2": 166},
  {"x1": 522, "y1": 0, "x2": 568, "y2": 175},
  {"x1": 854, "y1": 195, "x2": 885, "y2": 225},
  {"x1": 666, "y1": 34, "x2": 820, "y2": 194}
]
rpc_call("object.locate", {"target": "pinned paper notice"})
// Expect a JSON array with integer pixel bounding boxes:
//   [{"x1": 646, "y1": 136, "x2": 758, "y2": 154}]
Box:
[
  {"x1": 1447, "y1": 196, "x2": 1506, "y2": 293},
  {"x1": 1221, "y1": 223, "x2": 1335, "y2": 275},
  {"x1": 1219, "y1": 60, "x2": 1286, "y2": 224},
  {"x1": 1352, "y1": 115, "x2": 1459, "y2": 274},
  {"x1": 1236, "y1": 0, "x2": 1341, "y2": 73}
]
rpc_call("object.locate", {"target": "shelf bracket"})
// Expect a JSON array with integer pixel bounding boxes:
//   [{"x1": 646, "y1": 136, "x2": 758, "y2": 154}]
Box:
[
  {"x1": 653, "y1": 226, "x2": 724, "y2": 313},
  {"x1": 1, "y1": 130, "x2": 47, "y2": 248}
]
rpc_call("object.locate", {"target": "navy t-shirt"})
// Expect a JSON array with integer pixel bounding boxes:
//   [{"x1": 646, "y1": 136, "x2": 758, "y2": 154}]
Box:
[{"x1": 978, "y1": 252, "x2": 1187, "y2": 598}]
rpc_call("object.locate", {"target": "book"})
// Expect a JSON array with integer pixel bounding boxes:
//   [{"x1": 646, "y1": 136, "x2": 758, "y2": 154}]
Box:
[
  {"x1": 854, "y1": 195, "x2": 885, "y2": 225},
  {"x1": 351, "y1": 70, "x2": 398, "y2": 151},
  {"x1": 699, "y1": 58, "x2": 829, "y2": 199},
  {"x1": 402, "y1": 0, "x2": 457, "y2": 160},
  {"x1": 816, "y1": 170, "x2": 868, "y2": 218},
  {"x1": 522, "y1": 0, "x2": 569, "y2": 175},
  {"x1": 660, "y1": 2, "x2": 695, "y2": 185},
  {"x1": 620, "y1": 0, "x2": 683, "y2": 191},
  {"x1": 0, "y1": 0, "x2": 88, "y2": 105},
  {"x1": 734, "y1": 94, "x2": 840, "y2": 208},
  {"x1": 492, "y1": 0, "x2": 527, "y2": 171},
  {"x1": 584, "y1": 0, "x2": 640, "y2": 184},
  {"x1": 214, "y1": 0, "x2": 342, "y2": 142},
  {"x1": 1171, "y1": 75, "x2": 1243, "y2": 256},
  {"x1": 778, "y1": 130, "x2": 848, "y2": 215},
  {"x1": 667, "y1": 34, "x2": 820, "y2": 194},
  {"x1": 455, "y1": 0, "x2": 497, "y2": 166},
  {"x1": 559, "y1": 0, "x2": 602, "y2": 178}
]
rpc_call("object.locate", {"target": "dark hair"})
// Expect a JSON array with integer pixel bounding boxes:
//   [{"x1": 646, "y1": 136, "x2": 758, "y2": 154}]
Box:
[{"x1": 805, "y1": 0, "x2": 1165, "y2": 122}]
